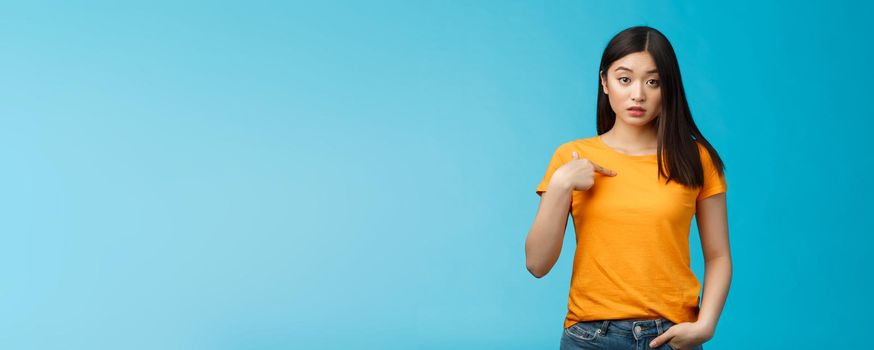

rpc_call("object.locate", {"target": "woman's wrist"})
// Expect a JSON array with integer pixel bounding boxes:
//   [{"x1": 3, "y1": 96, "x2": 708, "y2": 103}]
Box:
[
  {"x1": 692, "y1": 319, "x2": 716, "y2": 340},
  {"x1": 546, "y1": 176, "x2": 573, "y2": 194}
]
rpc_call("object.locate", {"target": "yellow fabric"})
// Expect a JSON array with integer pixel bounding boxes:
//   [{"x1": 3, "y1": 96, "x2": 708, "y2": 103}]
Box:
[{"x1": 535, "y1": 135, "x2": 727, "y2": 328}]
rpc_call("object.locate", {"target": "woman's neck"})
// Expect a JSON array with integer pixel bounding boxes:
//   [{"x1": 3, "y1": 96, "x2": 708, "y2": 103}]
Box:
[{"x1": 602, "y1": 122, "x2": 658, "y2": 153}]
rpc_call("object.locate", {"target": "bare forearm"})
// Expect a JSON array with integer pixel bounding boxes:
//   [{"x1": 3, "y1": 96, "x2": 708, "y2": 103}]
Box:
[
  {"x1": 697, "y1": 255, "x2": 732, "y2": 337},
  {"x1": 525, "y1": 181, "x2": 572, "y2": 278}
]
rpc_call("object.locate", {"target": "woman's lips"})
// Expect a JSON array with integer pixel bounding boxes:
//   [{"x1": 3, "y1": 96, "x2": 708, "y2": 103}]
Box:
[{"x1": 628, "y1": 109, "x2": 645, "y2": 117}]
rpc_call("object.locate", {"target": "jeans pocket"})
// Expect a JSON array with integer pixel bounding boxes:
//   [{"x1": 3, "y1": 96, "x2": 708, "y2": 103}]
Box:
[
  {"x1": 658, "y1": 320, "x2": 677, "y2": 350},
  {"x1": 564, "y1": 322, "x2": 598, "y2": 341}
]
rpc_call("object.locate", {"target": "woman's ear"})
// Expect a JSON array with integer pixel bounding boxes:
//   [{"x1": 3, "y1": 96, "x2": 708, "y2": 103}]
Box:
[{"x1": 599, "y1": 70, "x2": 608, "y2": 95}]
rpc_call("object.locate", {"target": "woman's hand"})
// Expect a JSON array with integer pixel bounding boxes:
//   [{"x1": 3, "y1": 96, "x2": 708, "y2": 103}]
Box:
[
  {"x1": 551, "y1": 151, "x2": 617, "y2": 191},
  {"x1": 649, "y1": 321, "x2": 713, "y2": 350}
]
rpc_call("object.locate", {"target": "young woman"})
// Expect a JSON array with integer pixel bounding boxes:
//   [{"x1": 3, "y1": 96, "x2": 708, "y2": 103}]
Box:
[{"x1": 525, "y1": 26, "x2": 731, "y2": 350}]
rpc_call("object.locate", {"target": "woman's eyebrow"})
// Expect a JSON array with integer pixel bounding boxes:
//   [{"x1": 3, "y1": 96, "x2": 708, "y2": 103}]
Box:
[{"x1": 614, "y1": 66, "x2": 659, "y2": 74}]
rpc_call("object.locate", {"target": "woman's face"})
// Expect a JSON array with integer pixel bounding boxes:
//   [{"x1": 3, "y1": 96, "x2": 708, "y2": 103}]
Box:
[{"x1": 600, "y1": 51, "x2": 662, "y2": 128}]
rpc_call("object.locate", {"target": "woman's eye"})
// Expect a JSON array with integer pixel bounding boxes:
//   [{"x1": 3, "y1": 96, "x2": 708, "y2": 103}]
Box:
[
  {"x1": 618, "y1": 77, "x2": 630, "y2": 84},
  {"x1": 648, "y1": 79, "x2": 660, "y2": 87}
]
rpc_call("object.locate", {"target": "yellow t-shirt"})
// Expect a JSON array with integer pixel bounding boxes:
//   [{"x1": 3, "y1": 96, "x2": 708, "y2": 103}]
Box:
[{"x1": 535, "y1": 135, "x2": 727, "y2": 328}]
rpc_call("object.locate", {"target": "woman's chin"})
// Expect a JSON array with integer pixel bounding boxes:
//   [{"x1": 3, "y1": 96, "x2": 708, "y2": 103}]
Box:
[{"x1": 619, "y1": 115, "x2": 657, "y2": 126}]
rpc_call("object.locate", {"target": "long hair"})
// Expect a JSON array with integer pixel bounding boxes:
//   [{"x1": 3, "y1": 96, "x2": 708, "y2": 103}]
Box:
[{"x1": 596, "y1": 26, "x2": 725, "y2": 188}]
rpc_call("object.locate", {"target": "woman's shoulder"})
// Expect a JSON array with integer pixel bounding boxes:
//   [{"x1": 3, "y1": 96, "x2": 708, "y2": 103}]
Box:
[
  {"x1": 557, "y1": 135, "x2": 600, "y2": 149},
  {"x1": 542, "y1": 136, "x2": 601, "y2": 162},
  {"x1": 693, "y1": 139, "x2": 725, "y2": 172}
]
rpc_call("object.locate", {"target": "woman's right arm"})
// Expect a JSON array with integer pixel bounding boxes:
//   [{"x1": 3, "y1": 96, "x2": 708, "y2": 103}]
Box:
[
  {"x1": 525, "y1": 179, "x2": 574, "y2": 278},
  {"x1": 525, "y1": 152, "x2": 615, "y2": 278}
]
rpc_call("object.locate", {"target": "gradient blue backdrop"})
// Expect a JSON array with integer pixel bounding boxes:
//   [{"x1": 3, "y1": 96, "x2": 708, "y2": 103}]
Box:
[{"x1": 2, "y1": 1, "x2": 871, "y2": 349}]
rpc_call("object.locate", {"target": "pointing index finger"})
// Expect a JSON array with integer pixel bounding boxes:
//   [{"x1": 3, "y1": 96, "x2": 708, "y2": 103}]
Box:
[{"x1": 590, "y1": 160, "x2": 617, "y2": 176}]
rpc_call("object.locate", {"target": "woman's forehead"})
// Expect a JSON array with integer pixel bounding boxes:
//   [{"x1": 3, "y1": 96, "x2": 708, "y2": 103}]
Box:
[{"x1": 609, "y1": 52, "x2": 658, "y2": 74}]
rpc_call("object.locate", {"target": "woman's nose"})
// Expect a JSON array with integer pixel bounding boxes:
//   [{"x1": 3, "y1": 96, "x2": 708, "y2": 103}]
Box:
[{"x1": 631, "y1": 84, "x2": 646, "y2": 102}]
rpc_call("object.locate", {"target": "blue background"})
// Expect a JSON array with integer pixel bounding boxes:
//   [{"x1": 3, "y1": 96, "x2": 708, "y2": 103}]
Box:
[{"x1": 2, "y1": 1, "x2": 871, "y2": 349}]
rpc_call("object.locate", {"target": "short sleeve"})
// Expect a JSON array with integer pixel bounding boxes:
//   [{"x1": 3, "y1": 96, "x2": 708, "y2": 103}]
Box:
[
  {"x1": 535, "y1": 143, "x2": 570, "y2": 196},
  {"x1": 696, "y1": 142, "x2": 727, "y2": 201}
]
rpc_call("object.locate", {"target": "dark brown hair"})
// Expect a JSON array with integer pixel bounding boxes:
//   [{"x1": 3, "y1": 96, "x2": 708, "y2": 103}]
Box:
[{"x1": 597, "y1": 26, "x2": 725, "y2": 188}]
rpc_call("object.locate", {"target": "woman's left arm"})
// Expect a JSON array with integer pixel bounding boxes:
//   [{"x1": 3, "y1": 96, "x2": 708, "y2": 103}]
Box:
[
  {"x1": 695, "y1": 192, "x2": 731, "y2": 336},
  {"x1": 651, "y1": 192, "x2": 731, "y2": 349}
]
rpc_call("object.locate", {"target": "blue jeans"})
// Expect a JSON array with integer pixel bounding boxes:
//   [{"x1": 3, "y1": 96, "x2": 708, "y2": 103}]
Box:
[{"x1": 560, "y1": 318, "x2": 704, "y2": 350}]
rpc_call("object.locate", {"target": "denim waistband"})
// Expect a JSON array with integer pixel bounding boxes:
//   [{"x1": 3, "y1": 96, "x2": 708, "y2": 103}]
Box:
[{"x1": 582, "y1": 318, "x2": 675, "y2": 339}]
